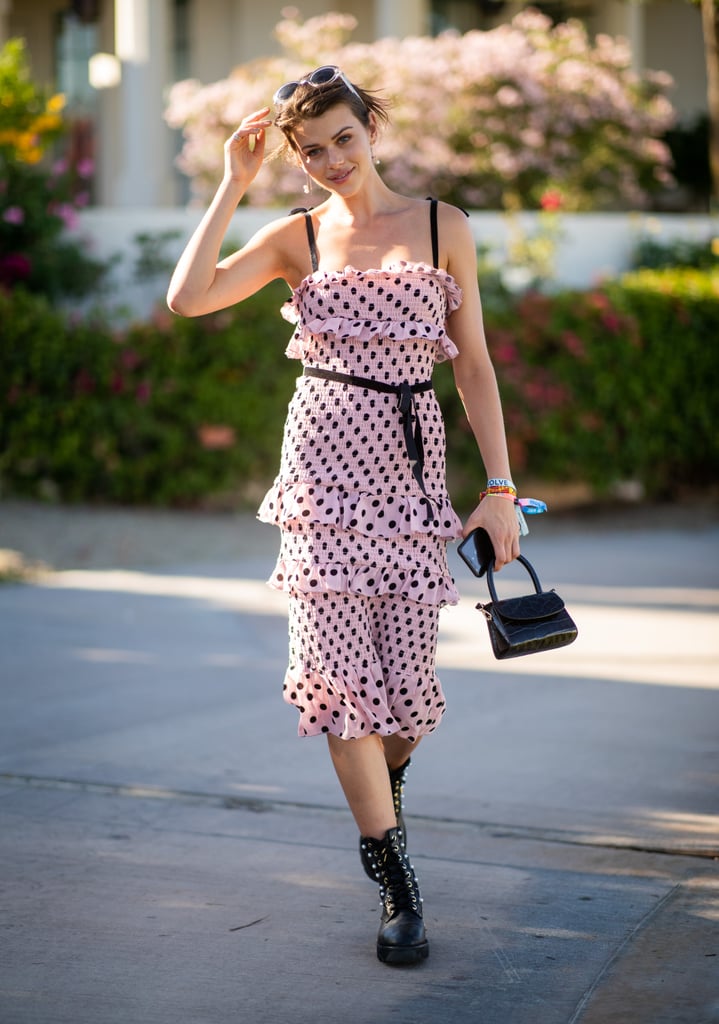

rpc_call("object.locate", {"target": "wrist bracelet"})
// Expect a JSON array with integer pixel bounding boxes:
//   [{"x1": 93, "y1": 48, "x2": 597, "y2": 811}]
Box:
[
  {"x1": 479, "y1": 490, "x2": 516, "y2": 502},
  {"x1": 487, "y1": 477, "x2": 515, "y2": 490}
]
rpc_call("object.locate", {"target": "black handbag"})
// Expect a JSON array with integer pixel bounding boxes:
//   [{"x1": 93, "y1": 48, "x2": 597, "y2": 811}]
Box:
[{"x1": 477, "y1": 554, "x2": 578, "y2": 660}]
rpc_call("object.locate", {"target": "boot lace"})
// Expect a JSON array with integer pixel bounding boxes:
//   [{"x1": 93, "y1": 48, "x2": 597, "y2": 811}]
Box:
[{"x1": 379, "y1": 834, "x2": 421, "y2": 916}]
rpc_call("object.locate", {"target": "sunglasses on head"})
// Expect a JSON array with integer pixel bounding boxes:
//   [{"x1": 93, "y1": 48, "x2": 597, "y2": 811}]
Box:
[{"x1": 273, "y1": 65, "x2": 363, "y2": 106}]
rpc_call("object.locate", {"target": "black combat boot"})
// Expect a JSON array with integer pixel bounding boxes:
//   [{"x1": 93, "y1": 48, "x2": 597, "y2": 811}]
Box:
[
  {"x1": 359, "y1": 757, "x2": 411, "y2": 880},
  {"x1": 359, "y1": 826, "x2": 429, "y2": 966}
]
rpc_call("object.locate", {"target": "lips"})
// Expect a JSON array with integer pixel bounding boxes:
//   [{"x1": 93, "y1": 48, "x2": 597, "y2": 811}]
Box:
[{"x1": 328, "y1": 168, "x2": 353, "y2": 184}]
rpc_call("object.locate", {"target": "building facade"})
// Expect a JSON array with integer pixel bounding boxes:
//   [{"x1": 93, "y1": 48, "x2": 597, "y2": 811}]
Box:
[{"x1": 0, "y1": 0, "x2": 709, "y2": 208}]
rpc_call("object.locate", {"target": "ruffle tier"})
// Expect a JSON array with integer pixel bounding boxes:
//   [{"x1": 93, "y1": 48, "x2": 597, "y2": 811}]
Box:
[
  {"x1": 282, "y1": 666, "x2": 445, "y2": 741},
  {"x1": 281, "y1": 261, "x2": 462, "y2": 363},
  {"x1": 283, "y1": 261, "x2": 463, "y2": 316},
  {"x1": 257, "y1": 479, "x2": 463, "y2": 541},
  {"x1": 269, "y1": 557, "x2": 459, "y2": 607},
  {"x1": 284, "y1": 315, "x2": 459, "y2": 362}
]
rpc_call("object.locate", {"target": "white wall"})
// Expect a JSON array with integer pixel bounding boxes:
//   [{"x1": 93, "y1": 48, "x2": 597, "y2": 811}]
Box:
[{"x1": 72, "y1": 207, "x2": 718, "y2": 321}]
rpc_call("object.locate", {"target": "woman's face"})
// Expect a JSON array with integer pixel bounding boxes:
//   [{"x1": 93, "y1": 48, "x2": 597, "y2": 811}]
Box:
[{"x1": 291, "y1": 104, "x2": 375, "y2": 194}]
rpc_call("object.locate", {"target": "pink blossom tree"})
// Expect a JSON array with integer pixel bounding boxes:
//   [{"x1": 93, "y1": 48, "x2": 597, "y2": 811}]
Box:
[{"x1": 164, "y1": 9, "x2": 675, "y2": 211}]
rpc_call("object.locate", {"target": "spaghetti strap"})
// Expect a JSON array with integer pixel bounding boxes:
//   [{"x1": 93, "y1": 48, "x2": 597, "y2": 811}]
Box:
[
  {"x1": 289, "y1": 207, "x2": 319, "y2": 274},
  {"x1": 304, "y1": 212, "x2": 319, "y2": 273},
  {"x1": 425, "y1": 197, "x2": 468, "y2": 269},
  {"x1": 428, "y1": 198, "x2": 439, "y2": 269}
]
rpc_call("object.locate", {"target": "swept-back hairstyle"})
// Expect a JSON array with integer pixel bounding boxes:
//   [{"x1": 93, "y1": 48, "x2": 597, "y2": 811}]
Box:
[{"x1": 273, "y1": 72, "x2": 391, "y2": 160}]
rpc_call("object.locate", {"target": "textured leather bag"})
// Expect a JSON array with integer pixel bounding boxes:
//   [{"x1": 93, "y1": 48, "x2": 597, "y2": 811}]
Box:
[{"x1": 477, "y1": 555, "x2": 578, "y2": 660}]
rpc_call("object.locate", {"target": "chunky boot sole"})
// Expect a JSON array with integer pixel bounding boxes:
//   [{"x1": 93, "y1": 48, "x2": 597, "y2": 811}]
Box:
[{"x1": 377, "y1": 937, "x2": 429, "y2": 965}]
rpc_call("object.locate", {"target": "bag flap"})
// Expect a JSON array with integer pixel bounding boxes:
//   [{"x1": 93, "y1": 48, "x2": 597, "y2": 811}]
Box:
[{"x1": 486, "y1": 590, "x2": 565, "y2": 623}]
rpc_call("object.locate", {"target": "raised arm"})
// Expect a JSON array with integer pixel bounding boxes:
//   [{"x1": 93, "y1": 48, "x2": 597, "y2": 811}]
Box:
[
  {"x1": 167, "y1": 107, "x2": 287, "y2": 317},
  {"x1": 443, "y1": 205, "x2": 520, "y2": 569}
]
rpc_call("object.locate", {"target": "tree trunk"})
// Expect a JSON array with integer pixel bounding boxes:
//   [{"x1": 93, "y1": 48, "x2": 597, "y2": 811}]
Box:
[{"x1": 701, "y1": 0, "x2": 719, "y2": 205}]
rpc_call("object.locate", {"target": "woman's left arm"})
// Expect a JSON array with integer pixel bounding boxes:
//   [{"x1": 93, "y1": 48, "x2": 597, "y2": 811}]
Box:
[{"x1": 443, "y1": 206, "x2": 520, "y2": 569}]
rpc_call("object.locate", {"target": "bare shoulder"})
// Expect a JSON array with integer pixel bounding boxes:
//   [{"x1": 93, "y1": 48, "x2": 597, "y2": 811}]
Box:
[
  {"x1": 436, "y1": 200, "x2": 473, "y2": 248},
  {"x1": 437, "y1": 201, "x2": 477, "y2": 285},
  {"x1": 221, "y1": 205, "x2": 321, "y2": 286}
]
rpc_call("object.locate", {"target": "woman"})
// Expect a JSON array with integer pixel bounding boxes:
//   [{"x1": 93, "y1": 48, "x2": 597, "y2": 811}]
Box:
[{"x1": 168, "y1": 66, "x2": 520, "y2": 966}]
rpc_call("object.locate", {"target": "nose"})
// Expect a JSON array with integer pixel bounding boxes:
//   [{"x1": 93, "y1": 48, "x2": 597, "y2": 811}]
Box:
[{"x1": 327, "y1": 145, "x2": 344, "y2": 167}]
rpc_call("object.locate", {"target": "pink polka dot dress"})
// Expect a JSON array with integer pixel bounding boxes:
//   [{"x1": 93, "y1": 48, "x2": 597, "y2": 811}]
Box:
[{"x1": 258, "y1": 207, "x2": 464, "y2": 742}]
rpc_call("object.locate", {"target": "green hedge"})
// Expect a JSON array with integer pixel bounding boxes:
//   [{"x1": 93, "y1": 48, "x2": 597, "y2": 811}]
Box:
[
  {"x1": 438, "y1": 267, "x2": 719, "y2": 501},
  {"x1": 0, "y1": 283, "x2": 298, "y2": 505},
  {"x1": 1, "y1": 268, "x2": 717, "y2": 507}
]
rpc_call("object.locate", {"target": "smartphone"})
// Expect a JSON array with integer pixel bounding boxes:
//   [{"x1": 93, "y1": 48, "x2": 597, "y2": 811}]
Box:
[{"x1": 457, "y1": 527, "x2": 495, "y2": 577}]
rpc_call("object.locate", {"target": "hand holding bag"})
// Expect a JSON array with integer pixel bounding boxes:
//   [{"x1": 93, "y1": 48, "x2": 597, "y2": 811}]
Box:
[{"x1": 477, "y1": 555, "x2": 578, "y2": 660}]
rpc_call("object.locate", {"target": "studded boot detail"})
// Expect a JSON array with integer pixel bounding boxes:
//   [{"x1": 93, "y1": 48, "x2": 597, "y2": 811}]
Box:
[
  {"x1": 389, "y1": 756, "x2": 411, "y2": 841},
  {"x1": 360, "y1": 826, "x2": 429, "y2": 966},
  {"x1": 359, "y1": 757, "x2": 411, "y2": 881}
]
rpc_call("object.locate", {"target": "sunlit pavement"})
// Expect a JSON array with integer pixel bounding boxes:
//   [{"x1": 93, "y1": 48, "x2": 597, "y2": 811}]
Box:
[{"x1": 1, "y1": 501, "x2": 717, "y2": 1024}]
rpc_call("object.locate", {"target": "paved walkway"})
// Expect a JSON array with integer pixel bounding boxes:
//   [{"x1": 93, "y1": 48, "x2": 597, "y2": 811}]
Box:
[{"x1": 1, "y1": 499, "x2": 718, "y2": 1024}]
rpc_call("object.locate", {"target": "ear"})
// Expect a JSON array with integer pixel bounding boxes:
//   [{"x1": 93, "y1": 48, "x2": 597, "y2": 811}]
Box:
[{"x1": 368, "y1": 112, "x2": 379, "y2": 146}]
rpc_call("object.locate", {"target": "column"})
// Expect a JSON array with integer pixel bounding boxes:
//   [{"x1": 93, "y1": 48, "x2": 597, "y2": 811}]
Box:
[
  {"x1": 601, "y1": 0, "x2": 645, "y2": 73},
  {"x1": 375, "y1": 0, "x2": 430, "y2": 39},
  {"x1": 108, "y1": 0, "x2": 175, "y2": 206},
  {"x1": 0, "y1": 0, "x2": 11, "y2": 47}
]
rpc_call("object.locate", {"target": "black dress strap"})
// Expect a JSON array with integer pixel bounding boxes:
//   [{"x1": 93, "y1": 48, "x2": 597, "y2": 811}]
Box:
[
  {"x1": 289, "y1": 207, "x2": 319, "y2": 274},
  {"x1": 428, "y1": 198, "x2": 439, "y2": 269},
  {"x1": 425, "y1": 197, "x2": 469, "y2": 268},
  {"x1": 303, "y1": 212, "x2": 319, "y2": 273}
]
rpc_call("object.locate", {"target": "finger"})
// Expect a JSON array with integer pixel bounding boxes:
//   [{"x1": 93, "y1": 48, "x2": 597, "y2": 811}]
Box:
[
  {"x1": 243, "y1": 106, "x2": 271, "y2": 122},
  {"x1": 494, "y1": 534, "x2": 519, "y2": 570},
  {"x1": 230, "y1": 110, "x2": 272, "y2": 145},
  {"x1": 230, "y1": 127, "x2": 264, "y2": 149},
  {"x1": 238, "y1": 109, "x2": 272, "y2": 133}
]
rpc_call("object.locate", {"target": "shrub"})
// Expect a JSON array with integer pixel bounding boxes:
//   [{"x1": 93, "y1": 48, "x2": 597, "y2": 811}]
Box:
[
  {"x1": 164, "y1": 10, "x2": 675, "y2": 212},
  {"x1": 440, "y1": 268, "x2": 719, "y2": 502},
  {"x1": 0, "y1": 284, "x2": 297, "y2": 505},
  {"x1": 630, "y1": 232, "x2": 719, "y2": 271},
  {"x1": 0, "y1": 38, "x2": 107, "y2": 299},
  {"x1": 1, "y1": 270, "x2": 716, "y2": 507}
]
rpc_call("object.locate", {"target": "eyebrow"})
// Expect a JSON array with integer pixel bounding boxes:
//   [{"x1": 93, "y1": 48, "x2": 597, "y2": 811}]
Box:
[{"x1": 300, "y1": 126, "x2": 354, "y2": 153}]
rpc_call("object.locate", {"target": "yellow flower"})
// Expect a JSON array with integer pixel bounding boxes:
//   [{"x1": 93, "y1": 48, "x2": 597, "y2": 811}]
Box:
[
  {"x1": 23, "y1": 147, "x2": 44, "y2": 164},
  {"x1": 17, "y1": 130, "x2": 36, "y2": 147},
  {"x1": 30, "y1": 113, "x2": 62, "y2": 134},
  {"x1": 711, "y1": 237, "x2": 719, "y2": 257},
  {"x1": 46, "y1": 93, "x2": 66, "y2": 113}
]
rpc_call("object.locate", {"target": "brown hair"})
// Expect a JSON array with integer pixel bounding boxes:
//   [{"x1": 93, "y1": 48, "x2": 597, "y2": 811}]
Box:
[{"x1": 273, "y1": 73, "x2": 391, "y2": 160}]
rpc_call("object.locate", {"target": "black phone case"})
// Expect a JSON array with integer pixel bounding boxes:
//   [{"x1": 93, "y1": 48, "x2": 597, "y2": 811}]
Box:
[{"x1": 457, "y1": 527, "x2": 495, "y2": 577}]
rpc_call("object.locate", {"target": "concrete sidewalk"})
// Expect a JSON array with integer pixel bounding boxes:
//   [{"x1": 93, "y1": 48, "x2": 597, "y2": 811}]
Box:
[{"x1": 1, "y1": 499, "x2": 718, "y2": 1024}]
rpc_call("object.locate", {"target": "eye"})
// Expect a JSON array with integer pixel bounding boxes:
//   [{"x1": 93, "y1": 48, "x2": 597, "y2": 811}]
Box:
[
  {"x1": 338, "y1": 133, "x2": 352, "y2": 145},
  {"x1": 305, "y1": 147, "x2": 322, "y2": 160}
]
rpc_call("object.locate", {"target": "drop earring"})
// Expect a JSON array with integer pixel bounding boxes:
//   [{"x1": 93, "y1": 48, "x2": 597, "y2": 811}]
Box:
[
  {"x1": 303, "y1": 157, "x2": 313, "y2": 195},
  {"x1": 371, "y1": 147, "x2": 380, "y2": 166}
]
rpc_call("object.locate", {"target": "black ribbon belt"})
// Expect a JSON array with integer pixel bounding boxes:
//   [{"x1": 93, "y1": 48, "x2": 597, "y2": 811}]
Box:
[{"x1": 303, "y1": 366, "x2": 434, "y2": 506}]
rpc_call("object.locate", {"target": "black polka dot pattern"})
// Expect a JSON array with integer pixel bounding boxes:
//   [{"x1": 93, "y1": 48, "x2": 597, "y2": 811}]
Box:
[
  {"x1": 258, "y1": 262, "x2": 464, "y2": 741},
  {"x1": 285, "y1": 591, "x2": 445, "y2": 740}
]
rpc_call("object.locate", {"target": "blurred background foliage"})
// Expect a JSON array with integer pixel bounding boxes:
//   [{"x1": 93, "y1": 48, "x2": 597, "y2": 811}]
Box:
[{"x1": 1, "y1": 24, "x2": 717, "y2": 511}]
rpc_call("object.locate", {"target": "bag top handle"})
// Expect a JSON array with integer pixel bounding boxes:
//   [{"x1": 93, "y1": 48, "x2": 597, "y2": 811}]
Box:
[{"x1": 486, "y1": 554, "x2": 543, "y2": 602}]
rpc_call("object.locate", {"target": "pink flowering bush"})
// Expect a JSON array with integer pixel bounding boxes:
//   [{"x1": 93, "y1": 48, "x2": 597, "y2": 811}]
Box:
[
  {"x1": 165, "y1": 9, "x2": 675, "y2": 210},
  {"x1": 0, "y1": 39, "x2": 106, "y2": 298}
]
